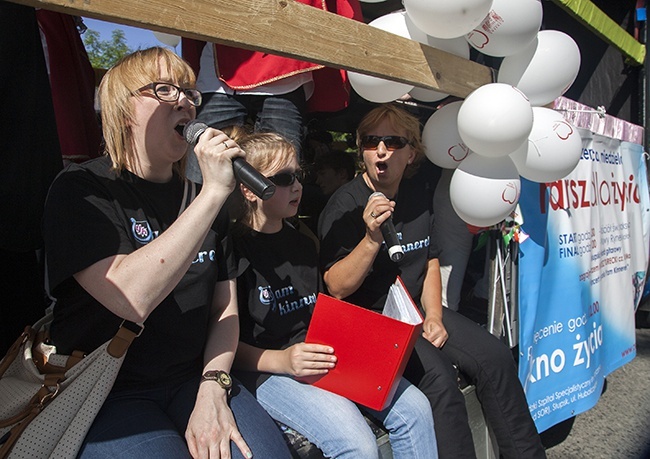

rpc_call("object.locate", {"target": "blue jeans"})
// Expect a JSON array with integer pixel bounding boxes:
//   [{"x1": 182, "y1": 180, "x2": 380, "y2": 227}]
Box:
[
  {"x1": 79, "y1": 376, "x2": 291, "y2": 458},
  {"x1": 185, "y1": 89, "x2": 306, "y2": 183},
  {"x1": 256, "y1": 375, "x2": 438, "y2": 459}
]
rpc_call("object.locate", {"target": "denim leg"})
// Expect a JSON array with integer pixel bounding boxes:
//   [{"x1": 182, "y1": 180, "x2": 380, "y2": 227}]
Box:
[
  {"x1": 441, "y1": 308, "x2": 546, "y2": 459},
  {"x1": 227, "y1": 379, "x2": 293, "y2": 459},
  {"x1": 403, "y1": 335, "x2": 477, "y2": 459},
  {"x1": 255, "y1": 88, "x2": 307, "y2": 160},
  {"x1": 79, "y1": 377, "x2": 290, "y2": 459},
  {"x1": 256, "y1": 374, "x2": 379, "y2": 459},
  {"x1": 363, "y1": 377, "x2": 438, "y2": 459},
  {"x1": 197, "y1": 92, "x2": 249, "y2": 130},
  {"x1": 185, "y1": 92, "x2": 248, "y2": 183},
  {"x1": 79, "y1": 384, "x2": 192, "y2": 458},
  {"x1": 166, "y1": 376, "x2": 290, "y2": 459}
]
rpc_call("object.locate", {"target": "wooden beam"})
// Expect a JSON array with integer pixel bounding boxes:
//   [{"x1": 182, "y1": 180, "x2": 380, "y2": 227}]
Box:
[{"x1": 8, "y1": 0, "x2": 493, "y2": 98}]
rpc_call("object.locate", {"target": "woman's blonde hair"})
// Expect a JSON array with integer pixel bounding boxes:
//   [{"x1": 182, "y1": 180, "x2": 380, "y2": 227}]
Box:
[
  {"x1": 98, "y1": 47, "x2": 196, "y2": 175},
  {"x1": 356, "y1": 103, "x2": 425, "y2": 178},
  {"x1": 232, "y1": 131, "x2": 298, "y2": 227}
]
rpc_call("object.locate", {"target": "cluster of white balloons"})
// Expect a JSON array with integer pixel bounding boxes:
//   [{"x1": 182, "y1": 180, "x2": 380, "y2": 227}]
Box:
[
  {"x1": 427, "y1": 83, "x2": 582, "y2": 227},
  {"x1": 352, "y1": 0, "x2": 580, "y2": 106},
  {"x1": 353, "y1": 0, "x2": 583, "y2": 227}
]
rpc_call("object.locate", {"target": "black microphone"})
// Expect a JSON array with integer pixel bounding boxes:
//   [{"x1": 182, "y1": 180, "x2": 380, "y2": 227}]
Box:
[
  {"x1": 369, "y1": 192, "x2": 404, "y2": 262},
  {"x1": 183, "y1": 121, "x2": 276, "y2": 200}
]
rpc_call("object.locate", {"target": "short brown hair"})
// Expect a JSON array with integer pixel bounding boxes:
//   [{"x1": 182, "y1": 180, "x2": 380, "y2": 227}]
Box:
[{"x1": 356, "y1": 104, "x2": 425, "y2": 178}]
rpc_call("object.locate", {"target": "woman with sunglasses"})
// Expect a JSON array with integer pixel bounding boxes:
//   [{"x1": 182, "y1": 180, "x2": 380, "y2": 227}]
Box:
[
  {"x1": 318, "y1": 104, "x2": 546, "y2": 459},
  {"x1": 229, "y1": 131, "x2": 438, "y2": 459},
  {"x1": 42, "y1": 48, "x2": 290, "y2": 458}
]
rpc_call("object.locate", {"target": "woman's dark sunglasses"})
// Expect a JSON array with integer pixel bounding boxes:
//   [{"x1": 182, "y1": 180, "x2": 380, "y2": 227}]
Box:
[
  {"x1": 266, "y1": 170, "x2": 304, "y2": 187},
  {"x1": 361, "y1": 135, "x2": 411, "y2": 151}
]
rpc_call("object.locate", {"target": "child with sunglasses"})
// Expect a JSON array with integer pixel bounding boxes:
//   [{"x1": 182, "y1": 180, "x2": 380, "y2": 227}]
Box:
[
  {"x1": 229, "y1": 131, "x2": 438, "y2": 459},
  {"x1": 318, "y1": 104, "x2": 547, "y2": 459}
]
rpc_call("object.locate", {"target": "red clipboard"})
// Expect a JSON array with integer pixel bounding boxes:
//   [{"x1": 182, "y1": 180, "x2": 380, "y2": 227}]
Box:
[{"x1": 302, "y1": 277, "x2": 423, "y2": 411}]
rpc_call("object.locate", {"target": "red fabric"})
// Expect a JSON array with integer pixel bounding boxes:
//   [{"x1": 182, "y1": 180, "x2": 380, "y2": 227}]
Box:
[
  {"x1": 181, "y1": 37, "x2": 205, "y2": 78},
  {"x1": 36, "y1": 11, "x2": 101, "y2": 163},
  {"x1": 181, "y1": 0, "x2": 362, "y2": 113},
  {"x1": 214, "y1": 0, "x2": 327, "y2": 89}
]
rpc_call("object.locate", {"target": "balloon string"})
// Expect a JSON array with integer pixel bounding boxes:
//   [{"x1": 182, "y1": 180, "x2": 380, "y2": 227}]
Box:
[
  {"x1": 530, "y1": 139, "x2": 542, "y2": 158},
  {"x1": 555, "y1": 106, "x2": 607, "y2": 119}
]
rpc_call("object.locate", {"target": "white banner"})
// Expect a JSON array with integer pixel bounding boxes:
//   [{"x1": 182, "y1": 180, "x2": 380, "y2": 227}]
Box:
[{"x1": 517, "y1": 128, "x2": 649, "y2": 432}]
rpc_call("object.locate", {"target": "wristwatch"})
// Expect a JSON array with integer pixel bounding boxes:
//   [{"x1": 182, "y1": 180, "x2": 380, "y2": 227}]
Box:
[{"x1": 201, "y1": 370, "x2": 233, "y2": 392}]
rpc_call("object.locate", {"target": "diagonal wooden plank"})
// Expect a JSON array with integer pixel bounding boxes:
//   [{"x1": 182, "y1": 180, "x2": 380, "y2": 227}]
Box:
[{"x1": 7, "y1": 0, "x2": 493, "y2": 98}]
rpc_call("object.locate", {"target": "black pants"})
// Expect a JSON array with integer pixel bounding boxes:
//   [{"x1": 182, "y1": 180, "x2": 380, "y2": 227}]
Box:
[{"x1": 404, "y1": 308, "x2": 547, "y2": 459}]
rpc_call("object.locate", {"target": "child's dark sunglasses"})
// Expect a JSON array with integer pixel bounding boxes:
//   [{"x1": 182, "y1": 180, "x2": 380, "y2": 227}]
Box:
[
  {"x1": 360, "y1": 135, "x2": 411, "y2": 151},
  {"x1": 266, "y1": 170, "x2": 304, "y2": 187}
]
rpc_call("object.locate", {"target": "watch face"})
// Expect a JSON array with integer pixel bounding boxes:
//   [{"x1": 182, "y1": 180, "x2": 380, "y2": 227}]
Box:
[
  {"x1": 218, "y1": 372, "x2": 232, "y2": 388},
  {"x1": 203, "y1": 370, "x2": 232, "y2": 390}
]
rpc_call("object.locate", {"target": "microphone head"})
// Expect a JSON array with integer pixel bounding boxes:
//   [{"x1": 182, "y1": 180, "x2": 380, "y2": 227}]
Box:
[
  {"x1": 368, "y1": 191, "x2": 386, "y2": 201},
  {"x1": 183, "y1": 120, "x2": 208, "y2": 145}
]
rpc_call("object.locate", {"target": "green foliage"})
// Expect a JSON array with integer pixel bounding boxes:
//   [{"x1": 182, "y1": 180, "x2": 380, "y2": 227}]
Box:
[
  {"x1": 330, "y1": 131, "x2": 356, "y2": 152},
  {"x1": 83, "y1": 29, "x2": 133, "y2": 69}
]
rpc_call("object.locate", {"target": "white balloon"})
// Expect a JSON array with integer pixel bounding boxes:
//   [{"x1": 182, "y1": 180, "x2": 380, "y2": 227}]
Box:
[
  {"x1": 370, "y1": 10, "x2": 414, "y2": 36},
  {"x1": 510, "y1": 107, "x2": 583, "y2": 182},
  {"x1": 497, "y1": 30, "x2": 581, "y2": 106},
  {"x1": 404, "y1": 0, "x2": 493, "y2": 39},
  {"x1": 450, "y1": 154, "x2": 521, "y2": 227},
  {"x1": 422, "y1": 101, "x2": 470, "y2": 169},
  {"x1": 410, "y1": 36, "x2": 470, "y2": 102},
  {"x1": 457, "y1": 83, "x2": 533, "y2": 158},
  {"x1": 348, "y1": 11, "x2": 414, "y2": 102},
  {"x1": 153, "y1": 31, "x2": 181, "y2": 48},
  {"x1": 466, "y1": 0, "x2": 543, "y2": 57},
  {"x1": 348, "y1": 72, "x2": 412, "y2": 103},
  {"x1": 408, "y1": 88, "x2": 448, "y2": 104}
]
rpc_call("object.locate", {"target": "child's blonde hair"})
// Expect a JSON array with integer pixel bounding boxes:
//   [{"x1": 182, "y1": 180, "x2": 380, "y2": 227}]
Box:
[{"x1": 232, "y1": 131, "x2": 298, "y2": 227}]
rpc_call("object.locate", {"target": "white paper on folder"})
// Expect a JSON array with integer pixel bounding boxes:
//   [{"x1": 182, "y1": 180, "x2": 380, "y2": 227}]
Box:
[{"x1": 382, "y1": 278, "x2": 422, "y2": 325}]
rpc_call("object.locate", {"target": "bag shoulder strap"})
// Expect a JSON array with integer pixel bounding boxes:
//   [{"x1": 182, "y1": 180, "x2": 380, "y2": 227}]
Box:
[{"x1": 107, "y1": 320, "x2": 144, "y2": 358}]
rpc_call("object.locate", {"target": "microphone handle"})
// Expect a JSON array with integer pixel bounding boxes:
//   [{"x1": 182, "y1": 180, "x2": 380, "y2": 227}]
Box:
[
  {"x1": 368, "y1": 191, "x2": 403, "y2": 262},
  {"x1": 380, "y1": 217, "x2": 404, "y2": 262},
  {"x1": 232, "y1": 157, "x2": 276, "y2": 200}
]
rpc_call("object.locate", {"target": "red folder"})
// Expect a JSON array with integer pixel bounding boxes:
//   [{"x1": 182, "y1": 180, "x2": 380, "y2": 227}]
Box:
[{"x1": 302, "y1": 277, "x2": 423, "y2": 411}]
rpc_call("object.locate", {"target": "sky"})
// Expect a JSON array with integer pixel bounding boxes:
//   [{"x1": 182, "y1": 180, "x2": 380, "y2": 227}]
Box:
[{"x1": 82, "y1": 18, "x2": 180, "y2": 53}]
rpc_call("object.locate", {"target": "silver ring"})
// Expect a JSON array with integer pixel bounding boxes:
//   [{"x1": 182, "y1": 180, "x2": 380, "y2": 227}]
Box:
[
  {"x1": 222, "y1": 141, "x2": 229, "y2": 149},
  {"x1": 370, "y1": 212, "x2": 377, "y2": 219}
]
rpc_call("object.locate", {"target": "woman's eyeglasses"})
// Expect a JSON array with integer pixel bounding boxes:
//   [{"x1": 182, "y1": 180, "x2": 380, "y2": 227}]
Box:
[
  {"x1": 138, "y1": 82, "x2": 203, "y2": 107},
  {"x1": 266, "y1": 170, "x2": 304, "y2": 187},
  {"x1": 360, "y1": 135, "x2": 411, "y2": 151}
]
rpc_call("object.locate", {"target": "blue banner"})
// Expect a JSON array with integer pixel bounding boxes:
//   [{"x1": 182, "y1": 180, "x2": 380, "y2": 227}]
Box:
[{"x1": 518, "y1": 129, "x2": 650, "y2": 432}]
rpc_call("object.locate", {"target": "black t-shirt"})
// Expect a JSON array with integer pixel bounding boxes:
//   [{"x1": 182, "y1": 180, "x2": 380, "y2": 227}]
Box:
[
  {"x1": 318, "y1": 164, "x2": 441, "y2": 312},
  {"x1": 43, "y1": 156, "x2": 234, "y2": 390},
  {"x1": 232, "y1": 222, "x2": 321, "y2": 390}
]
